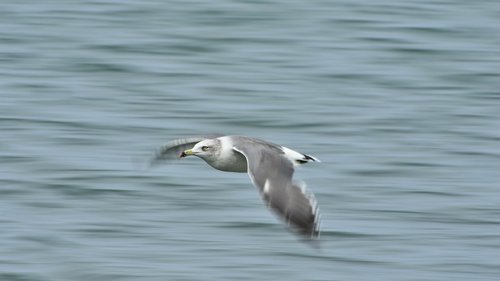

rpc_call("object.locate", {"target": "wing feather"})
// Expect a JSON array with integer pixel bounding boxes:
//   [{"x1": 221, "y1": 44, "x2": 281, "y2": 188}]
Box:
[
  {"x1": 233, "y1": 142, "x2": 320, "y2": 238},
  {"x1": 150, "y1": 135, "x2": 222, "y2": 166}
]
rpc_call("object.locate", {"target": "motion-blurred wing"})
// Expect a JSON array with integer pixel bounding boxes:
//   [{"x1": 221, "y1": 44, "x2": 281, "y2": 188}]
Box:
[
  {"x1": 232, "y1": 144, "x2": 320, "y2": 238},
  {"x1": 150, "y1": 135, "x2": 222, "y2": 166}
]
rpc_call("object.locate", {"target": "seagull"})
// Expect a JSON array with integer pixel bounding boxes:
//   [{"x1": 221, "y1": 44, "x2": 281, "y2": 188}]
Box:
[{"x1": 151, "y1": 135, "x2": 321, "y2": 239}]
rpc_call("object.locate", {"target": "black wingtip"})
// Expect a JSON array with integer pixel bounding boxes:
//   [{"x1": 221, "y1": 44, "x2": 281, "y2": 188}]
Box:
[{"x1": 304, "y1": 154, "x2": 320, "y2": 162}]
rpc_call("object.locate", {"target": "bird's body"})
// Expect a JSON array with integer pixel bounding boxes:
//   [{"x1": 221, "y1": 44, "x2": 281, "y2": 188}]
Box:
[
  {"x1": 152, "y1": 135, "x2": 321, "y2": 239},
  {"x1": 197, "y1": 136, "x2": 248, "y2": 172}
]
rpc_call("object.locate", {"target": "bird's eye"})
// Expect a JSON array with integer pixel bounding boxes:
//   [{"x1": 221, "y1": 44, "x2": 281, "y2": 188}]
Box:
[{"x1": 201, "y1": 146, "x2": 209, "y2": 151}]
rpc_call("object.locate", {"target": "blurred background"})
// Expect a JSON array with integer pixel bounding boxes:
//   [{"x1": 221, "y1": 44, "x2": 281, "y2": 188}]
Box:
[{"x1": 1, "y1": 1, "x2": 500, "y2": 280}]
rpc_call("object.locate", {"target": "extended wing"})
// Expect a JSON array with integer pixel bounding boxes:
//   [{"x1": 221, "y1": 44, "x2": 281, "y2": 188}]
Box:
[
  {"x1": 150, "y1": 135, "x2": 222, "y2": 166},
  {"x1": 232, "y1": 143, "x2": 320, "y2": 238}
]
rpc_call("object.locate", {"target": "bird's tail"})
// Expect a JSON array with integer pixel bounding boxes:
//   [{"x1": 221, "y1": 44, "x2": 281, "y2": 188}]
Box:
[{"x1": 281, "y1": 146, "x2": 321, "y2": 166}]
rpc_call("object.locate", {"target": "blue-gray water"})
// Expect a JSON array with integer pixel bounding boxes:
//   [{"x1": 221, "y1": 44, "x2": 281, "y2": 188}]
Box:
[{"x1": 1, "y1": 1, "x2": 500, "y2": 280}]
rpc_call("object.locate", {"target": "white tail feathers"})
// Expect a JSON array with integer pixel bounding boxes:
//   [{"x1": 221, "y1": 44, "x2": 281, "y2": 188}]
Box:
[{"x1": 281, "y1": 146, "x2": 320, "y2": 166}]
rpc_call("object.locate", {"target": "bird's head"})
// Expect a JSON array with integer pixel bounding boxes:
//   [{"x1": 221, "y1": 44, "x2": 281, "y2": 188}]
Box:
[{"x1": 180, "y1": 139, "x2": 220, "y2": 160}]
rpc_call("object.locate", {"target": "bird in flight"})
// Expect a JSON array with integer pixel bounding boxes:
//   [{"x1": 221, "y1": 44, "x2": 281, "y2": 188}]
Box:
[{"x1": 151, "y1": 135, "x2": 321, "y2": 239}]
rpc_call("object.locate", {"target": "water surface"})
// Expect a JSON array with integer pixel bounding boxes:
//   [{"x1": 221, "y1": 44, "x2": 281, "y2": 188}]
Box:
[{"x1": 1, "y1": 1, "x2": 500, "y2": 280}]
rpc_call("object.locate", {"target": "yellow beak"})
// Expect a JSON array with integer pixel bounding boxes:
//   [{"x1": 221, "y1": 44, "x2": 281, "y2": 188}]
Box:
[{"x1": 180, "y1": 149, "x2": 195, "y2": 158}]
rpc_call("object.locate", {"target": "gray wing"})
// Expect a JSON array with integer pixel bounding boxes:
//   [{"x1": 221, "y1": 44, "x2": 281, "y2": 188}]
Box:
[
  {"x1": 232, "y1": 143, "x2": 320, "y2": 239},
  {"x1": 150, "y1": 135, "x2": 221, "y2": 166}
]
